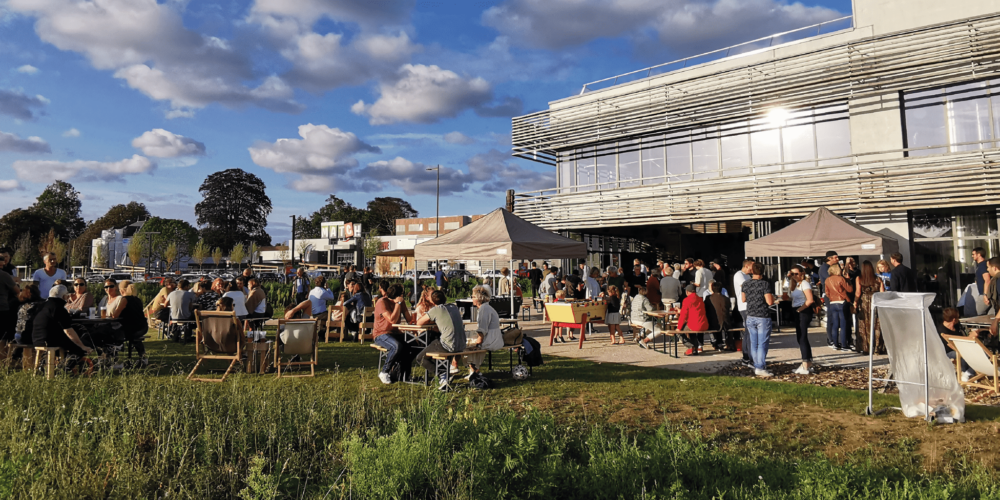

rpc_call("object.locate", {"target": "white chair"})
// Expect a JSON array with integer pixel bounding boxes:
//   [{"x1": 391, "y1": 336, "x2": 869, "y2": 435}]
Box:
[
  {"x1": 943, "y1": 334, "x2": 999, "y2": 396},
  {"x1": 275, "y1": 319, "x2": 319, "y2": 378}
]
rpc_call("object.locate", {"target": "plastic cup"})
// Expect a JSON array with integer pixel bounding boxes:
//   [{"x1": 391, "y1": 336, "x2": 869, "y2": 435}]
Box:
[{"x1": 89, "y1": 307, "x2": 96, "y2": 319}]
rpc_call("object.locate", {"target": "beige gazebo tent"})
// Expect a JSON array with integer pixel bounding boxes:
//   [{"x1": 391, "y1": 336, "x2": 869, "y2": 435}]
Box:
[
  {"x1": 745, "y1": 207, "x2": 900, "y2": 258},
  {"x1": 415, "y1": 208, "x2": 587, "y2": 315}
]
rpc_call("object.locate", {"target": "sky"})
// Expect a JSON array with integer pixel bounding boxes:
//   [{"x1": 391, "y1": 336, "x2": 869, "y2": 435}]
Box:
[{"x1": 0, "y1": 0, "x2": 852, "y2": 245}]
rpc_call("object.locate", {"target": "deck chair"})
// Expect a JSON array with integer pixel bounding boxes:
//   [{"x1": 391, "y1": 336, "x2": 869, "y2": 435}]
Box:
[
  {"x1": 325, "y1": 305, "x2": 345, "y2": 342},
  {"x1": 275, "y1": 319, "x2": 319, "y2": 378},
  {"x1": 357, "y1": 306, "x2": 376, "y2": 344},
  {"x1": 943, "y1": 334, "x2": 999, "y2": 396},
  {"x1": 188, "y1": 310, "x2": 244, "y2": 383}
]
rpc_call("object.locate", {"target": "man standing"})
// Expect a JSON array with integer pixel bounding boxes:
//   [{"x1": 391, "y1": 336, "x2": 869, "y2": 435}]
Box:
[
  {"x1": 528, "y1": 262, "x2": 543, "y2": 298},
  {"x1": 627, "y1": 265, "x2": 645, "y2": 297},
  {"x1": 693, "y1": 259, "x2": 714, "y2": 298},
  {"x1": 733, "y1": 259, "x2": 754, "y2": 366},
  {"x1": 435, "y1": 265, "x2": 448, "y2": 292},
  {"x1": 889, "y1": 252, "x2": 916, "y2": 293},
  {"x1": 241, "y1": 265, "x2": 255, "y2": 284},
  {"x1": 33, "y1": 253, "x2": 67, "y2": 299},
  {"x1": 974, "y1": 247, "x2": 992, "y2": 315},
  {"x1": 645, "y1": 267, "x2": 661, "y2": 309},
  {"x1": 710, "y1": 259, "x2": 729, "y2": 296},
  {"x1": 540, "y1": 267, "x2": 559, "y2": 300},
  {"x1": 293, "y1": 268, "x2": 309, "y2": 304},
  {"x1": 680, "y1": 258, "x2": 696, "y2": 284}
]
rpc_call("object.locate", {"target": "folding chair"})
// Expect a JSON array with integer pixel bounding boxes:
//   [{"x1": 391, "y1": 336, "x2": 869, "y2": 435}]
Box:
[
  {"x1": 325, "y1": 305, "x2": 345, "y2": 342},
  {"x1": 943, "y1": 334, "x2": 999, "y2": 396},
  {"x1": 275, "y1": 319, "x2": 319, "y2": 378},
  {"x1": 188, "y1": 310, "x2": 244, "y2": 383},
  {"x1": 357, "y1": 306, "x2": 375, "y2": 344}
]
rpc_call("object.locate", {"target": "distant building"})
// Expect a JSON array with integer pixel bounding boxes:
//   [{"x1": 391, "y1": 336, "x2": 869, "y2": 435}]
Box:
[{"x1": 91, "y1": 220, "x2": 146, "y2": 269}]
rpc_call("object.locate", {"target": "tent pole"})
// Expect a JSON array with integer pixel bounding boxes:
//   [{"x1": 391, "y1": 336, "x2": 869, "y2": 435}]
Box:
[
  {"x1": 510, "y1": 258, "x2": 514, "y2": 320},
  {"x1": 922, "y1": 312, "x2": 930, "y2": 422}
]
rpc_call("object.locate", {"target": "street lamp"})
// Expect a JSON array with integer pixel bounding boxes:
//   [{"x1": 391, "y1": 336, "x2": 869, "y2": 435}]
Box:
[{"x1": 425, "y1": 165, "x2": 440, "y2": 238}]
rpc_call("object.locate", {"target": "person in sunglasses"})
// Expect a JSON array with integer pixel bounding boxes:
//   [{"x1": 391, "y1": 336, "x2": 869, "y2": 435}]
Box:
[
  {"x1": 104, "y1": 278, "x2": 149, "y2": 366},
  {"x1": 65, "y1": 280, "x2": 94, "y2": 313}
]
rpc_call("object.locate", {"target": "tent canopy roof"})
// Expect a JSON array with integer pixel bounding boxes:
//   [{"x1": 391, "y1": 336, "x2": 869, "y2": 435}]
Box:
[
  {"x1": 413, "y1": 208, "x2": 587, "y2": 261},
  {"x1": 744, "y1": 207, "x2": 900, "y2": 257}
]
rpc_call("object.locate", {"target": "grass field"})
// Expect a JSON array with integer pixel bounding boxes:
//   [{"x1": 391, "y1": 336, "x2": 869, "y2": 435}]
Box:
[{"x1": 3, "y1": 329, "x2": 1000, "y2": 499}]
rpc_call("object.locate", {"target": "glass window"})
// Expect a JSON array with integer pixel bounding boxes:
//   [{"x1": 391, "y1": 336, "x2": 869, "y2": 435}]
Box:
[
  {"x1": 559, "y1": 160, "x2": 574, "y2": 193},
  {"x1": 408, "y1": 224, "x2": 423, "y2": 232},
  {"x1": 666, "y1": 143, "x2": 691, "y2": 182},
  {"x1": 750, "y1": 128, "x2": 781, "y2": 173},
  {"x1": 782, "y1": 124, "x2": 816, "y2": 169},
  {"x1": 596, "y1": 147, "x2": 616, "y2": 190},
  {"x1": 947, "y1": 81, "x2": 992, "y2": 152},
  {"x1": 641, "y1": 135, "x2": 665, "y2": 185},
  {"x1": 720, "y1": 123, "x2": 749, "y2": 177},
  {"x1": 576, "y1": 148, "x2": 595, "y2": 192},
  {"x1": 618, "y1": 140, "x2": 641, "y2": 188},
  {"x1": 692, "y1": 139, "x2": 719, "y2": 180},
  {"x1": 443, "y1": 222, "x2": 460, "y2": 230},
  {"x1": 395, "y1": 225, "x2": 406, "y2": 234},
  {"x1": 816, "y1": 119, "x2": 851, "y2": 166}
]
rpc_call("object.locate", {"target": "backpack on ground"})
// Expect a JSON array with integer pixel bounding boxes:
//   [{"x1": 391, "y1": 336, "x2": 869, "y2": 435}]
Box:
[
  {"x1": 469, "y1": 372, "x2": 494, "y2": 389},
  {"x1": 522, "y1": 336, "x2": 543, "y2": 367}
]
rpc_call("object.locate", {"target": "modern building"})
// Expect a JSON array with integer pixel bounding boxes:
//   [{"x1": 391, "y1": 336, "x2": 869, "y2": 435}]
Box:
[
  {"x1": 91, "y1": 220, "x2": 146, "y2": 269},
  {"x1": 279, "y1": 221, "x2": 365, "y2": 267},
  {"x1": 378, "y1": 215, "x2": 491, "y2": 275},
  {"x1": 511, "y1": 0, "x2": 1000, "y2": 308}
]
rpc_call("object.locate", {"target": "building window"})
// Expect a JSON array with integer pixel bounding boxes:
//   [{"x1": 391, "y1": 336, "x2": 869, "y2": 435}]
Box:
[
  {"x1": 903, "y1": 80, "x2": 999, "y2": 157},
  {"x1": 428, "y1": 223, "x2": 438, "y2": 231},
  {"x1": 408, "y1": 224, "x2": 422, "y2": 232},
  {"x1": 395, "y1": 225, "x2": 405, "y2": 234},
  {"x1": 443, "y1": 221, "x2": 460, "y2": 230},
  {"x1": 554, "y1": 102, "x2": 850, "y2": 191}
]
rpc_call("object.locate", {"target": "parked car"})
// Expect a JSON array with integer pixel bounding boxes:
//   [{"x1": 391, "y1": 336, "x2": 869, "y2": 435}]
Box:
[
  {"x1": 86, "y1": 273, "x2": 106, "y2": 283},
  {"x1": 107, "y1": 273, "x2": 133, "y2": 282},
  {"x1": 257, "y1": 272, "x2": 281, "y2": 282}
]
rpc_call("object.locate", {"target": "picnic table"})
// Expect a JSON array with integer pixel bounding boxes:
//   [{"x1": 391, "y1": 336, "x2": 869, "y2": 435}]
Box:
[
  {"x1": 393, "y1": 324, "x2": 435, "y2": 347},
  {"x1": 964, "y1": 315, "x2": 994, "y2": 330},
  {"x1": 646, "y1": 310, "x2": 680, "y2": 357}
]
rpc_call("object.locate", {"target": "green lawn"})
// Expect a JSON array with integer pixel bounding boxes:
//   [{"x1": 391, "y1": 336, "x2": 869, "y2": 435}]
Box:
[{"x1": 2, "y1": 329, "x2": 1000, "y2": 499}]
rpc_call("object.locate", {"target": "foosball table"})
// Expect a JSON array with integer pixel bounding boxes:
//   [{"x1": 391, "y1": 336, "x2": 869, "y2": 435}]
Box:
[{"x1": 543, "y1": 300, "x2": 607, "y2": 349}]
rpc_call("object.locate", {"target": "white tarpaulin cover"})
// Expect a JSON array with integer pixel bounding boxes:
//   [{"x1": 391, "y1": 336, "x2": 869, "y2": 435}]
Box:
[{"x1": 873, "y1": 292, "x2": 964, "y2": 420}]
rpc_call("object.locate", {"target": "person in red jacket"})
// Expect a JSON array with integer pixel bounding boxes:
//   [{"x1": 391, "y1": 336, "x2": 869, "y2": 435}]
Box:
[{"x1": 677, "y1": 284, "x2": 709, "y2": 355}]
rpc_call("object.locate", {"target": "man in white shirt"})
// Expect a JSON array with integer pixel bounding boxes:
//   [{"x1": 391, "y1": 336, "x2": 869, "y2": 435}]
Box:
[
  {"x1": 32, "y1": 253, "x2": 67, "y2": 299},
  {"x1": 308, "y1": 276, "x2": 337, "y2": 316},
  {"x1": 584, "y1": 268, "x2": 600, "y2": 299},
  {"x1": 540, "y1": 267, "x2": 559, "y2": 300},
  {"x1": 693, "y1": 259, "x2": 714, "y2": 297},
  {"x1": 733, "y1": 259, "x2": 754, "y2": 366}
]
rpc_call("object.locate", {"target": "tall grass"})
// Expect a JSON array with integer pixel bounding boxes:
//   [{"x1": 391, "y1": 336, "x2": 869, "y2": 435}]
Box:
[{"x1": 0, "y1": 369, "x2": 998, "y2": 499}]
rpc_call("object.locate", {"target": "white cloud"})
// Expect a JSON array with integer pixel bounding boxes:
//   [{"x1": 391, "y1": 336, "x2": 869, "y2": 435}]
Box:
[
  {"x1": 443, "y1": 132, "x2": 475, "y2": 145},
  {"x1": 0, "y1": 89, "x2": 47, "y2": 120},
  {"x1": 12, "y1": 154, "x2": 154, "y2": 183},
  {"x1": 0, "y1": 179, "x2": 22, "y2": 192},
  {"x1": 467, "y1": 149, "x2": 555, "y2": 192},
  {"x1": 249, "y1": 123, "x2": 381, "y2": 192},
  {"x1": 131, "y1": 128, "x2": 206, "y2": 158},
  {"x1": 62, "y1": 128, "x2": 80, "y2": 137},
  {"x1": 8, "y1": 0, "x2": 302, "y2": 117},
  {"x1": 353, "y1": 64, "x2": 507, "y2": 125},
  {"x1": 0, "y1": 131, "x2": 50, "y2": 153},
  {"x1": 357, "y1": 157, "x2": 470, "y2": 196},
  {"x1": 16, "y1": 64, "x2": 38, "y2": 74},
  {"x1": 483, "y1": 0, "x2": 842, "y2": 55}
]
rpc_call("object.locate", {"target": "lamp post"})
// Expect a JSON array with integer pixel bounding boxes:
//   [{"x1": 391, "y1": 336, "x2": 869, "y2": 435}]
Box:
[
  {"x1": 289, "y1": 215, "x2": 296, "y2": 267},
  {"x1": 425, "y1": 165, "x2": 440, "y2": 238}
]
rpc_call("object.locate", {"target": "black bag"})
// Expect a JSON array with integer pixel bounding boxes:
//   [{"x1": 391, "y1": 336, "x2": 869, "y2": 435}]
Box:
[
  {"x1": 523, "y1": 336, "x2": 543, "y2": 367},
  {"x1": 468, "y1": 372, "x2": 494, "y2": 389}
]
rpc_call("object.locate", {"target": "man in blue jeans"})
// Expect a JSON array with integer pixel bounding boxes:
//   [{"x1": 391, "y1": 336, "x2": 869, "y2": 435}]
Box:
[{"x1": 741, "y1": 262, "x2": 776, "y2": 377}]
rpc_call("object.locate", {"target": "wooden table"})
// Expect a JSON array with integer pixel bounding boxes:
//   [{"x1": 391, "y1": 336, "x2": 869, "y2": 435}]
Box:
[
  {"x1": 393, "y1": 324, "x2": 433, "y2": 347},
  {"x1": 646, "y1": 310, "x2": 680, "y2": 357},
  {"x1": 964, "y1": 315, "x2": 994, "y2": 329}
]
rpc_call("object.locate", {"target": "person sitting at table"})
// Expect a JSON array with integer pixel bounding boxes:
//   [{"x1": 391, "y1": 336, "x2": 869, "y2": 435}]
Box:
[
  {"x1": 704, "y1": 281, "x2": 732, "y2": 351},
  {"x1": 938, "y1": 307, "x2": 981, "y2": 382},
  {"x1": 605, "y1": 285, "x2": 624, "y2": 345},
  {"x1": 117, "y1": 280, "x2": 133, "y2": 297},
  {"x1": 633, "y1": 285, "x2": 657, "y2": 349},
  {"x1": 415, "y1": 286, "x2": 435, "y2": 316},
  {"x1": 374, "y1": 281, "x2": 415, "y2": 384},
  {"x1": 14, "y1": 284, "x2": 42, "y2": 344},
  {"x1": 244, "y1": 277, "x2": 268, "y2": 320},
  {"x1": 193, "y1": 282, "x2": 219, "y2": 312},
  {"x1": 105, "y1": 278, "x2": 149, "y2": 366},
  {"x1": 342, "y1": 279, "x2": 372, "y2": 336},
  {"x1": 32, "y1": 284, "x2": 93, "y2": 368},
  {"x1": 65, "y1": 278, "x2": 94, "y2": 313},
  {"x1": 307, "y1": 276, "x2": 337, "y2": 328},
  {"x1": 216, "y1": 296, "x2": 234, "y2": 312},
  {"x1": 675, "y1": 284, "x2": 710, "y2": 355},
  {"x1": 149, "y1": 278, "x2": 176, "y2": 323},
  {"x1": 222, "y1": 281, "x2": 249, "y2": 320},
  {"x1": 553, "y1": 290, "x2": 567, "y2": 302},
  {"x1": 168, "y1": 279, "x2": 197, "y2": 342},
  {"x1": 464, "y1": 285, "x2": 503, "y2": 378},
  {"x1": 415, "y1": 290, "x2": 466, "y2": 390}
]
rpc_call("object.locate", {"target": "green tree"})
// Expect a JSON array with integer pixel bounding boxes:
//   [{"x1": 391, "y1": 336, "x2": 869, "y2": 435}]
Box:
[
  {"x1": 127, "y1": 236, "x2": 145, "y2": 268},
  {"x1": 195, "y1": 169, "x2": 272, "y2": 250},
  {"x1": 134, "y1": 217, "x2": 199, "y2": 266},
  {"x1": 249, "y1": 242, "x2": 260, "y2": 267},
  {"x1": 75, "y1": 202, "x2": 150, "y2": 248},
  {"x1": 299, "y1": 195, "x2": 368, "y2": 239},
  {"x1": 0, "y1": 209, "x2": 47, "y2": 250},
  {"x1": 229, "y1": 243, "x2": 246, "y2": 272},
  {"x1": 191, "y1": 239, "x2": 209, "y2": 270},
  {"x1": 365, "y1": 197, "x2": 417, "y2": 235},
  {"x1": 362, "y1": 228, "x2": 381, "y2": 266},
  {"x1": 163, "y1": 242, "x2": 179, "y2": 272},
  {"x1": 12, "y1": 233, "x2": 33, "y2": 267},
  {"x1": 212, "y1": 247, "x2": 224, "y2": 269},
  {"x1": 31, "y1": 180, "x2": 86, "y2": 239}
]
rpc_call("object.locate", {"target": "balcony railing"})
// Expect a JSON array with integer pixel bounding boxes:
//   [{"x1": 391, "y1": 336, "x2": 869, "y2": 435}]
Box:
[{"x1": 579, "y1": 16, "x2": 853, "y2": 95}]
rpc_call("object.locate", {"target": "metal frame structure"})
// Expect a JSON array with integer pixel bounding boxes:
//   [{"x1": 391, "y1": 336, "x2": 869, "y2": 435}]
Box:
[{"x1": 866, "y1": 295, "x2": 932, "y2": 422}]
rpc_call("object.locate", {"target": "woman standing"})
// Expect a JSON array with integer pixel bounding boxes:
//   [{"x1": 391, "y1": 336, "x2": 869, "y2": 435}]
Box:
[
  {"x1": 876, "y1": 260, "x2": 892, "y2": 292},
  {"x1": 854, "y1": 260, "x2": 886, "y2": 355},
  {"x1": 824, "y1": 264, "x2": 854, "y2": 351},
  {"x1": 604, "y1": 285, "x2": 624, "y2": 344},
  {"x1": 741, "y1": 262, "x2": 775, "y2": 377},
  {"x1": 788, "y1": 265, "x2": 815, "y2": 375}
]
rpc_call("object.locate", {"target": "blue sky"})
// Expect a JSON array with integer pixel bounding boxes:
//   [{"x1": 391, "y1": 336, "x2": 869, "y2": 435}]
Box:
[{"x1": 0, "y1": 0, "x2": 852, "y2": 244}]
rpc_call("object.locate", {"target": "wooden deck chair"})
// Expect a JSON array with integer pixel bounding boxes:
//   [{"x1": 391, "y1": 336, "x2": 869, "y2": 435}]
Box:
[
  {"x1": 325, "y1": 305, "x2": 345, "y2": 342},
  {"x1": 357, "y1": 306, "x2": 375, "y2": 344},
  {"x1": 188, "y1": 310, "x2": 244, "y2": 383},
  {"x1": 942, "y1": 334, "x2": 999, "y2": 396},
  {"x1": 275, "y1": 319, "x2": 319, "y2": 378}
]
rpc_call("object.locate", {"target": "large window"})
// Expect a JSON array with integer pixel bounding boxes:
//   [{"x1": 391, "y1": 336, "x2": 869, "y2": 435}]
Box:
[
  {"x1": 555, "y1": 102, "x2": 850, "y2": 192},
  {"x1": 903, "y1": 80, "x2": 1000, "y2": 156}
]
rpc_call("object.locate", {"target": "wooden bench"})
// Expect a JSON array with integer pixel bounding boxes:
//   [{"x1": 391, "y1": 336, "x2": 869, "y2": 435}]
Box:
[
  {"x1": 4, "y1": 343, "x2": 34, "y2": 372},
  {"x1": 654, "y1": 327, "x2": 747, "y2": 357},
  {"x1": 423, "y1": 349, "x2": 488, "y2": 391},
  {"x1": 371, "y1": 344, "x2": 388, "y2": 372},
  {"x1": 520, "y1": 304, "x2": 532, "y2": 321}
]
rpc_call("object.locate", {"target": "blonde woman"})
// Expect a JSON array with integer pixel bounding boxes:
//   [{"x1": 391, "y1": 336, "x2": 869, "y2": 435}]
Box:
[
  {"x1": 876, "y1": 259, "x2": 892, "y2": 291},
  {"x1": 605, "y1": 285, "x2": 624, "y2": 344},
  {"x1": 415, "y1": 286, "x2": 435, "y2": 316},
  {"x1": 465, "y1": 286, "x2": 503, "y2": 375},
  {"x1": 824, "y1": 263, "x2": 854, "y2": 351}
]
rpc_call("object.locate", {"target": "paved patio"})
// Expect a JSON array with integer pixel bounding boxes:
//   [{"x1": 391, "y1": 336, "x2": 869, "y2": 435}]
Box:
[{"x1": 516, "y1": 317, "x2": 890, "y2": 374}]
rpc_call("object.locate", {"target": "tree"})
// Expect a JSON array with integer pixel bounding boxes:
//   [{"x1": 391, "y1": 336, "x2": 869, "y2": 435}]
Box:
[
  {"x1": 31, "y1": 180, "x2": 86, "y2": 239},
  {"x1": 37, "y1": 228, "x2": 66, "y2": 263},
  {"x1": 127, "y1": 236, "x2": 145, "y2": 268},
  {"x1": 191, "y1": 239, "x2": 209, "y2": 270},
  {"x1": 75, "y1": 202, "x2": 150, "y2": 248},
  {"x1": 362, "y1": 228, "x2": 381, "y2": 267},
  {"x1": 249, "y1": 242, "x2": 260, "y2": 266},
  {"x1": 299, "y1": 196, "x2": 368, "y2": 238},
  {"x1": 366, "y1": 197, "x2": 417, "y2": 235},
  {"x1": 134, "y1": 217, "x2": 199, "y2": 266},
  {"x1": 0, "y1": 209, "x2": 47, "y2": 251},
  {"x1": 12, "y1": 233, "x2": 33, "y2": 267},
  {"x1": 212, "y1": 247, "x2": 224, "y2": 270},
  {"x1": 229, "y1": 243, "x2": 246, "y2": 273},
  {"x1": 195, "y1": 169, "x2": 272, "y2": 250},
  {"x1": 163, "y1": 242, "x2": 179, "y2": 273},
  {"x1": 69, "y1": 238, "x2": 91, "y2": 267}
]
